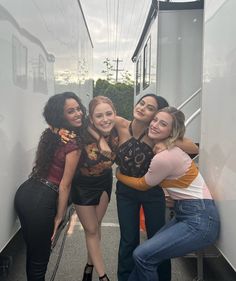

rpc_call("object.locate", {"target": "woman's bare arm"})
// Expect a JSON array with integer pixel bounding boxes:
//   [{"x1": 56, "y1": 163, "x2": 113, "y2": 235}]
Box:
[
  {"x1": 51, "y1": 149, "x2": 81, "y2": 241},
  {"x1": 175, "y1": 138, "x2": 199, "y2": 155}
]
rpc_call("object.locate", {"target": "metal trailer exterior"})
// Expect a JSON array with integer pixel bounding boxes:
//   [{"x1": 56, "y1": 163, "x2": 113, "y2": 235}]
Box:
[
  {"x1": 200, "y1": 0, "x2": 236, "y2": 271},
  {"x1": 133, "y1": 0, "x2": 236, "y2": 272},
  {"x1": 132, "y1": 0, "x2": 203, "y2": 143},
  {"x1": 0, "y1": 0, "x2": 93, "y2": 253}
]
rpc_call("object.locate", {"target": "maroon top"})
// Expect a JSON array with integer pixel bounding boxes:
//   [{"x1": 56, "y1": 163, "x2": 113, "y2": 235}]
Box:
[{"x1": 47, "y1": 140, "x2": 79, "y2": 185}]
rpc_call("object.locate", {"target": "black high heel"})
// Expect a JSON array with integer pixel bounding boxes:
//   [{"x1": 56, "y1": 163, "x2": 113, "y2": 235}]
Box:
[
  {"x1": 82, "y1": 263, "x2": 93, "y2": 281},
  {"x1": 99, "y1": 273, "x2": 110, "y2": 281}
]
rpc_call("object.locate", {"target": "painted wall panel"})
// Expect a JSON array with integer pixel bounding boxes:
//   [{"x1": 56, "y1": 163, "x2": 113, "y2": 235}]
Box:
[
  {"x1": 0, "y1": 0, "x2": 93, "y2": 252},
  {"x1": 200, "y1": 0, "x2": 236, "y2": 270}
]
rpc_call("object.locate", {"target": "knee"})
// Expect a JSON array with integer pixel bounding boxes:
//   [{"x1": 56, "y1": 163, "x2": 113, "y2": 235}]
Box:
[
  {"x1": 133, "y1": 245, "x2": 162, "y2": 269},
  {"x1": 133, "y1": 246, "x2": 145, "y2": 266},
  {"x1": 83, "y1": 224, "x2": 99, "y2": 237}
]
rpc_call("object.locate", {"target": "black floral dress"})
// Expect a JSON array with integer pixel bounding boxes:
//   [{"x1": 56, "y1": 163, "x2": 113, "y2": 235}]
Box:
[{"x1": 71, "y1": 128, "x2": 119, "y2": 205}]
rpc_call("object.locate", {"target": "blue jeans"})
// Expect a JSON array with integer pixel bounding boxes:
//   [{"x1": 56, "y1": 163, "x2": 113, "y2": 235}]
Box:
[
  {"x1": 116, "y1": 181, "x2": 171, "y2": 281},
  {"x1": 128, "y1": 199, "x2": 220, "y2": 281}
]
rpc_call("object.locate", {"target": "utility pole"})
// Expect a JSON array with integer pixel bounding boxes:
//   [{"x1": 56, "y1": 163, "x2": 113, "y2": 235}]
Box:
[{"x1": 112, "y1": 58, "x2": 123, "y2": 82}]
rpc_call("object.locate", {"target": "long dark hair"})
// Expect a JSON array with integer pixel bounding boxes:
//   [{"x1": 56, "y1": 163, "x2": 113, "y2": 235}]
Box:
[
  {"x1": 136, "y1": 94, "x2": 169, "y2": 110},
  {"x1": 31, "y1": 92, "x2": 87, "y2": 178}
]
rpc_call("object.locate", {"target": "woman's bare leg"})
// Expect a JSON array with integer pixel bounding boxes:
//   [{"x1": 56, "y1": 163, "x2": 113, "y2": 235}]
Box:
[{"x1": 75, "y1": 192, "x2": 109, "y2": 277}]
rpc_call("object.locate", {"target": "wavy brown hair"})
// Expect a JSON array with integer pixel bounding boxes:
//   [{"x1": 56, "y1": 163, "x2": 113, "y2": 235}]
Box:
[{"x1": 30, "y1": 92, "x2": 87, "y2": 178}]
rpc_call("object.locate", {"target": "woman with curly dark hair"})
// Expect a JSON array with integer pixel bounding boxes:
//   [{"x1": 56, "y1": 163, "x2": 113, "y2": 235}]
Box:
[{"x1": 14, "y1": 92, "x2": 86, "y2": 281}]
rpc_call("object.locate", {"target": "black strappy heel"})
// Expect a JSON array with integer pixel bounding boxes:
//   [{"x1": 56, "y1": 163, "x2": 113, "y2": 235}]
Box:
[
  {"x1": 99, "y1": 273, "x2": 110, "y2": 281},
  {"x1": 82, "y1": 263, "x2": 93, "y2": 281}
]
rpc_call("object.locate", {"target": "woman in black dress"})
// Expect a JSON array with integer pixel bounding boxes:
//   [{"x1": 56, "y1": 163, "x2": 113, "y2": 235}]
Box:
[{"x1": 71, "y1": 96, "x2": 118, "y2": 281}]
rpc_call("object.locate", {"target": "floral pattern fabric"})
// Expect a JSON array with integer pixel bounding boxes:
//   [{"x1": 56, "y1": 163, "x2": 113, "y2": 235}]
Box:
[{"x1": 78, "y1": 129, "x2": 119, "y2": 176}]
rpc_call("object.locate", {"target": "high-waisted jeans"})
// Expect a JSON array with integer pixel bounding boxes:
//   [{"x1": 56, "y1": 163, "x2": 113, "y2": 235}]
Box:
[
  {"x1": 14, "y1": 178, "x2": 58, "y2": 281},
  {"x1": 116, "y1": 181, "x2": 171, "y2": 281},
  {"x1": 128, "y1": 199, "x2": 220, "y2": 281}
]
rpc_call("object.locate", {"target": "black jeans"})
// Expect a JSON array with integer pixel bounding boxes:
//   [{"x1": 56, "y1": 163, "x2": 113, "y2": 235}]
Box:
[
  {"x1": 14, "y1": 178, "x2": 58, "y2": 281},
  {"x1": 116, "y1": 181, "x2": 171, "y2": 281}
]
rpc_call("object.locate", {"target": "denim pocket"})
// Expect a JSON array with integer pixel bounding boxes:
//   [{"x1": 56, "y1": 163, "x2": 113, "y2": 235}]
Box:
[
  {"x1": 176, "y1": 201, "x2": 202, "y2": 227},
  {"x1": 178, "y1": 201, "x2": 201, "y2": 215},
  {"x1": 201, "y1": 215, "x2": 220, "y2": 243}
]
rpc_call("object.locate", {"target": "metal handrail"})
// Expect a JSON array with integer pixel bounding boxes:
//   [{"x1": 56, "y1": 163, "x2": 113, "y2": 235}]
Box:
[
  {"x1": 175, "y1": 90, "x2": 201, "y2": 163},
  {"x1": 177, "y1": 88, "x2": 201, "y2": 110},
  {"x1": 185, "y1": 108, "x2": 201, "y2": 127},
  {"x1": 185, "y1": 108, "x2": 201, "y2": 163},
  {"x1": 192, "y1": 154, "x2": 199, "y2": 162}
]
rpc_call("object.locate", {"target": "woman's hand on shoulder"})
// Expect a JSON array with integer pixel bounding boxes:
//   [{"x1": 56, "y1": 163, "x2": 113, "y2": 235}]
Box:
[
  {"x1": 59, "y1": 129, "x2": 76, "y2": 143},
  {"x1": 88, "y1": 124, "x2": 112, "y2": 158},
  {"x1": 99, "y1": 139, "x2": 112, "y2": 159},
  {"x1": 49, "y1": 126, "x2": 76, "y2": 143}
]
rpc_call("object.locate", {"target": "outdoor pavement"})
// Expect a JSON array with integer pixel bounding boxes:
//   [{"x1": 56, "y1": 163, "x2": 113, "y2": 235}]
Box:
[{"x1": 1, "y1": 175, "x2": 236, "y2": 281}]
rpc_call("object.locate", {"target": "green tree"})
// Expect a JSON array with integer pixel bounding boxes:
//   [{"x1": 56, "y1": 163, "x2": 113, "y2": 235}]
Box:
[
  {"x1": 93, "y1": 79, "x2": 110, "y2": 96},
  {"x1": 121, "y1": 70, "x2": 133, "y2": 86},
  {"x1": 94, "y1": 79, "x2": 133, "y2": 120},
  {"x1": 101, "y1": 58, "x2": 114, "y2": 82}
]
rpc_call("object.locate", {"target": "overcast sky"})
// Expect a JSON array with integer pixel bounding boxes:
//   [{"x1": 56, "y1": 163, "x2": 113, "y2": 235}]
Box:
[
  {"x1": 79, "y1": 0, "x2": 151, "y2": 82},
  {"x1": 79, "y1": 1, "x2": 199, "y2": 82}
]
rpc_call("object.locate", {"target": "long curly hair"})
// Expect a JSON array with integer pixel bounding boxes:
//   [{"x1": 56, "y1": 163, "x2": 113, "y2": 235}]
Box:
[{"x1": 31, "y1": 92, "x2": 87, "y2": 178}]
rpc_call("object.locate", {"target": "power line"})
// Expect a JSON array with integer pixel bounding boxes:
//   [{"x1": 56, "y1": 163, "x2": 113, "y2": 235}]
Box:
[
  {"x1": 112, "y1": 0, "x2": 116, "y2": 59},
  {"x1": 114, "y1": 0, "x2": 120, "y2": 60},
  {"x1": 123, "y1": 0, "x2": 151, "y2": 72},
  {"x1": 106, "y1": 0, "x2": 110, "y2": 56},
  {"x1": 112, "y1": 58, "x2": 123, "y2": 82},
  {"x1": 116, "y1": 0, "x2": 127, "y2": 59}
]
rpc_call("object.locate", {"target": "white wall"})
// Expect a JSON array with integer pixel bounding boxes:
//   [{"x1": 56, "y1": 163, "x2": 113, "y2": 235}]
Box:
[
  {"x1": 200, "y1": 0, "x2": 236, "y2": 270},
  {"x1": 133, "y1": 7, "x2": 203, "y2": 142},
  {"x1": 157, "y1": 9, "x2": 203, "y2": 142},
  {"x1": 0, "y1": 0, "x2": 93, "y2": 252}
]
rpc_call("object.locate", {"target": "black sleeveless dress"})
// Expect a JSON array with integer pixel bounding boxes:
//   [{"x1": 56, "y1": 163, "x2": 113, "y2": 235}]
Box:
[{"x1": 71, "y1": 128, "x2": 119, "y2": 205}]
